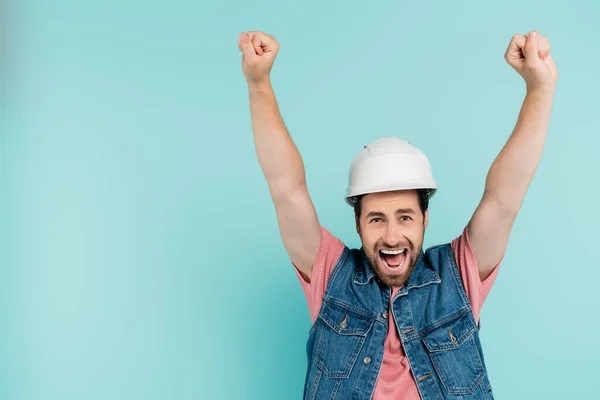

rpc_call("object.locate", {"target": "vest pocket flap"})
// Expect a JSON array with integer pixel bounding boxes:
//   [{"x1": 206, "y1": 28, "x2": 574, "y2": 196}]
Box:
[
  {"x1": 319, "y1": 301, "x2": 373, "y2": 336},
  {"x1": 421, "y1": 312, "x2": 476, "y2": 352}
]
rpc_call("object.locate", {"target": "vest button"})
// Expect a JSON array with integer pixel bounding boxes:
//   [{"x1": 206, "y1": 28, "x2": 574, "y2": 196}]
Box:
[
  {"x1": 382, "y1": 313, "x2": 388, "y2": 319},
  {"x1": 363, "y1": 356, "x2": 372, "y2": 365}
]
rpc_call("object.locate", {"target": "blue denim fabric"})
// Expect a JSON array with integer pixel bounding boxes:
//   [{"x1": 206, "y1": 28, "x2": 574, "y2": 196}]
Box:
[{"x1": 303, "y1": 243, "x2": 494, "y2": 400}]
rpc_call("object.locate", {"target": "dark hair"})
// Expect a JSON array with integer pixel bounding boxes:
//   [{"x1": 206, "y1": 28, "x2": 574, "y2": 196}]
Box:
[{"x1": 352, "y1": 189, "x2": 433, "y2": 221}]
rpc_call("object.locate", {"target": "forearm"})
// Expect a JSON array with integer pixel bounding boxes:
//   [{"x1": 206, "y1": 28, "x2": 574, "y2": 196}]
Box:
[
  {"x1": 247, "y1": 80, "x2": 306, "y2": 195},
  {"x1": 484, "y1": 86, "x2": 555, "y2": 211}
]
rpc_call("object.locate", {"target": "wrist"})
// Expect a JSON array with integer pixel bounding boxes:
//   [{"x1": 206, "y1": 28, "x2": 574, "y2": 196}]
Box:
[
  {"x1": 247, "y1": 77, "x2": 272, "y2": 92},
  {"x1": 526, "y1": 82, "x2": 556, "y2": 97}
]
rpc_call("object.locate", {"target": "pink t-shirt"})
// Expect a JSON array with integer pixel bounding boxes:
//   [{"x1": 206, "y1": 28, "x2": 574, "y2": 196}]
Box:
[{"x1": 295, "y1": 226, "x2": 500, "y2": 400}]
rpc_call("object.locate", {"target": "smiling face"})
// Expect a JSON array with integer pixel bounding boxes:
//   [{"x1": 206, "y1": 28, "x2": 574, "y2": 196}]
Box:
[{"x1": 355, "y1": 190, "x2": 428, "y2": 287}]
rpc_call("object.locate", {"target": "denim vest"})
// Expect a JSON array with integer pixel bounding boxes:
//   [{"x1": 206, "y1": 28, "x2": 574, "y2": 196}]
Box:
[{"x1": 302, "y1": 243, "x2": 494, "y2": 400}]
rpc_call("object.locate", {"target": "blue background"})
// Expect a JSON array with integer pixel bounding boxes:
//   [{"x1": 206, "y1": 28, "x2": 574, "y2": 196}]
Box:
[{"x1": 2, "y1": 0, "x2": 599, "y2": 398}]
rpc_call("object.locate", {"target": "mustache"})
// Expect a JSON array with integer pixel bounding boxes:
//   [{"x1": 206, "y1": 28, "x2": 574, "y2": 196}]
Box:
[{"x1": 375, "y1": 239, "x2": 414, "y2": 251}]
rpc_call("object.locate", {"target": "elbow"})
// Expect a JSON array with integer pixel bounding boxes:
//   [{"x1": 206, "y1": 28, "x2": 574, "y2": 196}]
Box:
[
  {"x1": 482, "y1": 189, "x2": 523, "y2": 217},
  {"x1": 268, "y1": 179, "x2": 307, "y2": 201}
]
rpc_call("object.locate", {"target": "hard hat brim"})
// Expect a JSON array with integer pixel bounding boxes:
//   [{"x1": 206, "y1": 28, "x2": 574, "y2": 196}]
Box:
[{"x1": 345, "y1": 181, "x2": 437, "y2": 206}]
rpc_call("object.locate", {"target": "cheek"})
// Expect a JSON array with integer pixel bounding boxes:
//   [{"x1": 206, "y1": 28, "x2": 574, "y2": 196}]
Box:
[
  {"x1": 406, "y1": 223, "x2": 425, "y2": 242},
  {"x1": 360, "y1": 228, "x2": 380, "y2": 248}
]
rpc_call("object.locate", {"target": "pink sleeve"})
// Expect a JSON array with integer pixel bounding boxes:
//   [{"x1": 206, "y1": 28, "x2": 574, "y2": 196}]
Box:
[
  {"x1": 451, "y1": 226, "x2": 502, "y2": 323},
  {"x1": 294, "y1": 226, "x2": 345, "y2": 323}
]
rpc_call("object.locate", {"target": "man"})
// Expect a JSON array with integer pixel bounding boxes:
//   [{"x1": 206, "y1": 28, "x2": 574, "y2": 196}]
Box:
[{"x1": 238, "y1": 30, "x2": 557, "y2": 400}]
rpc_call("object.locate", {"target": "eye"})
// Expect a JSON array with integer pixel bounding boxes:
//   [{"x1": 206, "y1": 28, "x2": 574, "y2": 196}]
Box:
[
  {"x1": 400, "y1": 216, "x2": 412, "y2": 222},
  {"x1": 370, "y1": 218, "x2": 382, "y2": 223}
]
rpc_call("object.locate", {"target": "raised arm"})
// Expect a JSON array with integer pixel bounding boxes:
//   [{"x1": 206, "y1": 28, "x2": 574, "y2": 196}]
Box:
[
  {"x1": 468, "y1": 31, "x2": 558, "y2": 280},
  {"x1": 238, "y1": 31, "x2": 321, "y2": 280}
]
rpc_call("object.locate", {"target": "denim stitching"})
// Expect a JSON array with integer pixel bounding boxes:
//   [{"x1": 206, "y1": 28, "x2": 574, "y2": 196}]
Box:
[
  {"x1": 442, "y1": 243, "x2": 471, "y2": 306},
  {"x1": 307, "y1": 367, "x2": 321, "y2": 400},
  {"x1": 318, "y1": 301, "x2": 376, "y2": 334},
  {"x1": 320, "y1": 312, "x2": 373, "y2": 336},
  {"x1": 429, "y1": 351, "x2": 485, "y2": 395},
  {"x1": 423, "y1": 323, "x2": 476, "y2": 352},
  {"x1": 314, "y1": 325, "x2": 367, "y2": 378},
  {"x1": 419, "y1": 306, "x2": 472, "y2": 336},
  {"x1": 329, "y1": 378, "x2": 341, "y2": 400},
  {"x1": 327, "y1": 246, "x2": 350, "y2": 293},
  {"x1": 322, "y1": 297, "x2": 383, "y2": 322}
]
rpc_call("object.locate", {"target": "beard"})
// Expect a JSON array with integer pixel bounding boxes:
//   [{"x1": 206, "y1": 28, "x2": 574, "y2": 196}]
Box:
[{"x1": 366, "y1": 236, "x2": 422, "y2": 287}]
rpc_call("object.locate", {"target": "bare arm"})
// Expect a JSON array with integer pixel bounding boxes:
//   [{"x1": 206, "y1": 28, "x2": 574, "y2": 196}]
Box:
[
  {"x1": 239, "y1": 32, "x2": 321, "y2": 280},
  {"x1": 468, "y1": 31, "x2": 558, "y2": 280}
]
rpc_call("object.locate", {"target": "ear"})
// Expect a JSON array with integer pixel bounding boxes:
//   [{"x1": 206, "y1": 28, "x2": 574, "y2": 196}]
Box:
[{"x1": 424, "y1": 209, "x2": 429, "y2": 229}]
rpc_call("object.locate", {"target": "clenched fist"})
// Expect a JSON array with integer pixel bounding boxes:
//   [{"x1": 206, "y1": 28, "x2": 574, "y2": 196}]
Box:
[
  {"x1": 505, "y1": 31, "x2": 558, "y2": 91},
  {"x1": 238, "y1": 31, "x2": 280, "y2": 85}
]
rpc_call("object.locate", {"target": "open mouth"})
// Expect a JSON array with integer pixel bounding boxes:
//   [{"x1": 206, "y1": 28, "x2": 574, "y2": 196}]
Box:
[{"x1": 379, "y1": 248, "x2": 408, "y2": 272}]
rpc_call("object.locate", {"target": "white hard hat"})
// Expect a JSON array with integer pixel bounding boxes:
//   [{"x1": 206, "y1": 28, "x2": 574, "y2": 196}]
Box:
[{"x1": 345, "y1": 137, "x2": 437, "y2": 206}]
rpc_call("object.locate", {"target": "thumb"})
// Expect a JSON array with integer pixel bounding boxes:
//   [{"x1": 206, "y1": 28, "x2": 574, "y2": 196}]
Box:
[
  {"x1": 524, "y1": 31, "x2": 539, "y2": 62},
  {"x1": 238, "y1": 33, "x2": 257, "y2": 58}
]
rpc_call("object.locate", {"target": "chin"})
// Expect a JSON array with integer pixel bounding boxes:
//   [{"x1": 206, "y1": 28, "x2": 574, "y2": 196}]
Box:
[
  {"x1": 378, "y1": 269, "x2": 414, "y2": 287},
  {"x1": 372, "y1": 252, "x2": 415, "y2": 287}
]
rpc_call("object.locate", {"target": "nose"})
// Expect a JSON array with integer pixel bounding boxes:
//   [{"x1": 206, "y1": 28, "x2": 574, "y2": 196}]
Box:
[{"x1": 383, "y1": 220, "x2": 402, "y2": 246}]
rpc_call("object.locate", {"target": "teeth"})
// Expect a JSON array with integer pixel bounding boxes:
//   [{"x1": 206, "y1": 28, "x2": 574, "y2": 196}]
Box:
[{"x1": 381, "y1": 249, "x2": 406, "y2": 255}]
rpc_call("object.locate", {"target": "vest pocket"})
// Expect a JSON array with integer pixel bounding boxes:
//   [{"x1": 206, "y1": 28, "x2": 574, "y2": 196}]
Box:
[
  {"x1": 421, "y1": 312, "x2": 485, "y2": 395},
  {"x1": 314, "y1": 300, "x2": 374, "y2": 379}
]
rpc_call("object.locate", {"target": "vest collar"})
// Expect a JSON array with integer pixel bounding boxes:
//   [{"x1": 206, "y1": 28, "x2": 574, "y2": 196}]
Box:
[
  {"x1": 353, "y1": 247, "x2": 441, "y2": 289},
  {"x1": 353, "y1": 247, "x2": 378, "y2": 285}
]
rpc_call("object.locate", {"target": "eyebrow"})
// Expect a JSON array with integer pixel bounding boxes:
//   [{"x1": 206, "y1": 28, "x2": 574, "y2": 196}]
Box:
[{"x1": 365, "y1": 208, "x2": 416, "y2": 219}]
